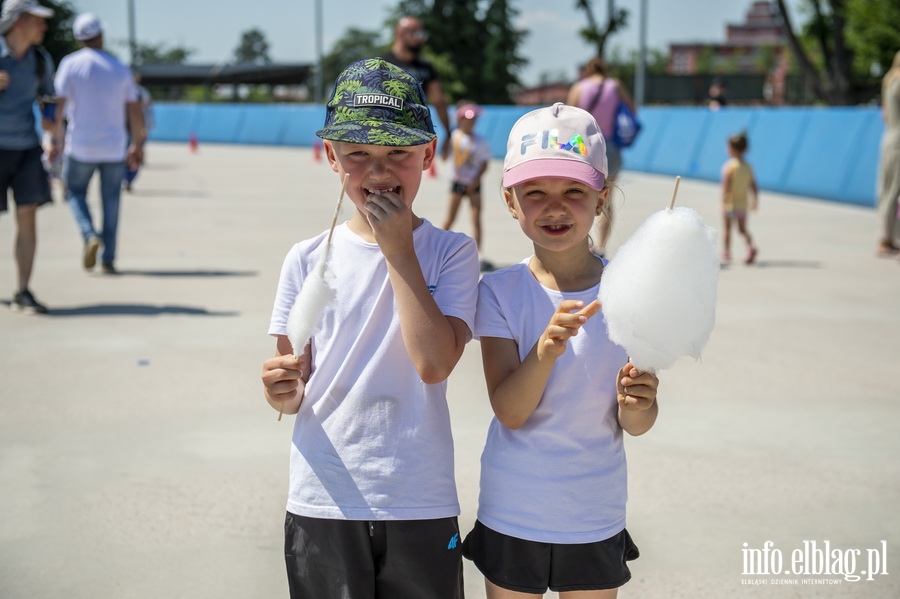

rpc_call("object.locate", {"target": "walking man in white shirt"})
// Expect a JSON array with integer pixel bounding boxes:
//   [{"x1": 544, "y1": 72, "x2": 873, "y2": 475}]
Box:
[{"x1": 54, "y1": 13, "x2": 145, "y2": 274}]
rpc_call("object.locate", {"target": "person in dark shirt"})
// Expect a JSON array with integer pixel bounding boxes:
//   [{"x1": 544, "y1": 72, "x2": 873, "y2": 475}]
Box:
[
  {"x1": 382, "y1": 16, "x2": 452, "y2": 158},
  {"x1": 708, "y1": 77, "x2": 728, "y2": 109}
]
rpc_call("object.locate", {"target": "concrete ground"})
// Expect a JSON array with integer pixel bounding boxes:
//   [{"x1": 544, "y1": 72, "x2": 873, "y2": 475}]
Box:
[{"x1": 1, "y1": 142, "x2": 898, "y2": 599}]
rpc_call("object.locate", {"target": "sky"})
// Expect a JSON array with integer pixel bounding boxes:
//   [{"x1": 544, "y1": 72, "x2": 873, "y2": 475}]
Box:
[{"x1": 69, "y1": 0, "x2": 805, "y2": 86}]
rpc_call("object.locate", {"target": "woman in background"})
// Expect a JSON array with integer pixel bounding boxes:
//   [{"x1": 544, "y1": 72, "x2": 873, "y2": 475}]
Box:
[
  {"x1": 566, "y1": 57, "x2": 636, "y2": 257},
  {"x1": 876, "y1": 49, "x2": 900, "y2": 258}
]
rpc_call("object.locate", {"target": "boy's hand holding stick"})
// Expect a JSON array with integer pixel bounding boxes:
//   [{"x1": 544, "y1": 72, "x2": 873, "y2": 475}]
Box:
[{"x1": 280, "y1": 174, "x2": 350, "y2": 420}]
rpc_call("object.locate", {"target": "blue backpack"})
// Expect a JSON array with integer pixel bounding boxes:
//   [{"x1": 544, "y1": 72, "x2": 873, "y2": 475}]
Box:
[{"x1": 612, "y1": 101, "x2": 641, "y2": 149}]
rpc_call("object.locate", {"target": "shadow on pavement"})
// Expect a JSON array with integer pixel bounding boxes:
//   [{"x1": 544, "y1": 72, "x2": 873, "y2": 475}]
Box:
[
  {"x1": 126, "y1": 189, "x2": 211, "y2": 199},
  {"x1": 29, "y1": 303, "x2": 240, "y2": 317},
  {"x1": 103, "y1": 269, "x2": 257, "y2": 278},
  {"x1": 746, "y1": 260, "x2": 822, "y2": 269}
]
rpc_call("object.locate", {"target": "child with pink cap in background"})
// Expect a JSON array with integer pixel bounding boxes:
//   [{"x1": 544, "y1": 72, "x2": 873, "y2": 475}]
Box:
[
  {"x1": 441, "y1": 101, "x2": 494, "y2": 271},
  {"x1": 462, "y1": 102, "x2": 660, "y2": 599}
]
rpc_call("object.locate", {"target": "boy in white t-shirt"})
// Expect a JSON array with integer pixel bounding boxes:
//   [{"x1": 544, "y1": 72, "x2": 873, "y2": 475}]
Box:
[
  {"x1": 441, "y1": 102, "x2": 493, "y2": 271},
  {"x1": 261, "y1": 58, "x2": 479, "y2": 599}
]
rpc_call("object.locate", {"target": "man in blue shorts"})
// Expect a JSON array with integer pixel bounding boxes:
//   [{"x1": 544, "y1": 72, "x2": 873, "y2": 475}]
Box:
[{"x1": 0, "y1": 0, "x2": 56, "y2": 314}]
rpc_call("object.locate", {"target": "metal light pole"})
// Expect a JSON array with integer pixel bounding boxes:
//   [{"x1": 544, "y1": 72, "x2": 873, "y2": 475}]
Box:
[
  {"x1": 635, "y1": 0, "x2": 647, "y2": 106},
  {"x1": 314, "y1": 0, "x2": 324, "y2": 103},
  {"x1": 127, "y1": 0, "x2": 137, "y2": 65}
]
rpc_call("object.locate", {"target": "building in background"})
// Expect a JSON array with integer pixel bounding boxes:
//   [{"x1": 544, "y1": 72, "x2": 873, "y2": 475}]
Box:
[
  {"x1": 512, "y1": 1, "x2": 794, "y2": 106},
  {"x1": 667, "y1": 0, "x2": 790, "y2": 104}
]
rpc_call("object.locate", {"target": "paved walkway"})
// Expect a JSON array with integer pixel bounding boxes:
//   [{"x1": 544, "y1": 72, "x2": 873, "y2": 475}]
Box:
[{"x1": 2, "y1": 142, "x2": 898, "y2": 598}]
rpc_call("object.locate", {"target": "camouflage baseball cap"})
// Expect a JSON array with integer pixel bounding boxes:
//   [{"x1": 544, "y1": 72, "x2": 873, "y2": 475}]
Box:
[{"x1": 316, "y1": 58, "x2": 436, "y2": 147}]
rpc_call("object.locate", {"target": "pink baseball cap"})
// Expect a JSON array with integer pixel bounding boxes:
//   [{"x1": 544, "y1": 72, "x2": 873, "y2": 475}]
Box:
[
  {"x1": 502, "y1": 102, "x2": 607, "y2": 190},
  {"x1": 456, "y1": 103, "x2": 483, "y2": 120}
]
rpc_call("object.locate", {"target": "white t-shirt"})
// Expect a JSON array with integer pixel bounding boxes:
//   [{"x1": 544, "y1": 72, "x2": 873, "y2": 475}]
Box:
[
  {"x1": 474, "y1": 259, "x2": 629, "y2": 543},
  {"x1": 269, "y1": 219, "x2": 479, "y2": 521},
  {"x1": 450, "y1": 129, "x2": 492, "y2": 186},
  {"x1": 55, "y1": 48, "x2": 137, "y2": 162}
]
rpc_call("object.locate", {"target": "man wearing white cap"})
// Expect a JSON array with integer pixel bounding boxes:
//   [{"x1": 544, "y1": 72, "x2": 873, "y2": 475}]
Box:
[
  {"x1": 0, "y1": 0, "x2": 56, "y2": 313},
  {"x1": 54, "y1": 13, "x2": 145, "y2": 274}
]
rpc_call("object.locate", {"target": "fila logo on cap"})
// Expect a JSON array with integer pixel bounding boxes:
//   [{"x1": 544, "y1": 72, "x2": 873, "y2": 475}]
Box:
[
  {"x1": 519, "y1": 129, "x2": 589, "y2": 157},
  {"x1": 354, "y1": 93, "x2": 404, "y2": 111}
]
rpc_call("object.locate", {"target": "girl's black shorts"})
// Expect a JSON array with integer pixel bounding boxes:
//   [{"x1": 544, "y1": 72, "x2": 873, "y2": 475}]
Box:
[{"x1": 461, "y1": 520, "x2": 639, "y2": 594}]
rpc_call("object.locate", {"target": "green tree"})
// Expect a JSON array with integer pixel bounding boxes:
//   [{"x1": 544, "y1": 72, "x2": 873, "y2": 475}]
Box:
[
  {"x1": 752, "y1": 45, "x2": 778, "y2": 73},
  {"x1": 695, "y1": 46, "x2": 715, "y2": 73},
  {"x1": 844, "y1": 0, "x2": 900, "y2": 76},
  {"x1": 574, "y1": 0, "x2": 629, "y2": 58},
  {"x1": 776, "y1": 0, "x2": 897, "y2": 104},
  {"x1": 320, "y1": 27, "x2": 386, "y2": 91},
  {"x1": 479, "y1": 0, "x2": 528, "y2": 103},
  {"x1": 132, "y1": 41, "x2": 194, "y2": 64},
  {"x1": 606, "y1": 46, "x2": 669, "y2": 82},
  {"x1": 38, "y1": 0, "x2": 78, "y2": 65},
  {"x1": 391, "y1": 0, "x2": 527, "y2": 104},
  {"x1": 234, "y1": 28, "x2": 272, "y2": 65}
]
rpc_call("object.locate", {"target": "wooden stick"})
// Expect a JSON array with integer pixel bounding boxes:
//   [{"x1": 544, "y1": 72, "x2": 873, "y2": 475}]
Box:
[
  {"x1": 668, "y1": 176, "x2": 681, "y2": 211},
  {"x1": 279, "y1": 173, "x2": 350, "y2": 422},
  {"x1": 327, "y1": 174, "x2": 350, "y2": 244}
]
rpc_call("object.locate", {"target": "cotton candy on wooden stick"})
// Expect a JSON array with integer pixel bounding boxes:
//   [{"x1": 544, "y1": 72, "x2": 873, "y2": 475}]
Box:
[
  {"x1": 598, "y1": 176, "x2": 720, "y2": 373},
  {"x1": 279, "y1": 174, "x2": 349, "y2": 420}
]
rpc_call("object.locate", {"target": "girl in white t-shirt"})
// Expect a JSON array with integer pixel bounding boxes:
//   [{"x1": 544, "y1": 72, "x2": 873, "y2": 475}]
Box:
[{"x1": 462, "y1": 103, "x2": 660, "y2": 599}]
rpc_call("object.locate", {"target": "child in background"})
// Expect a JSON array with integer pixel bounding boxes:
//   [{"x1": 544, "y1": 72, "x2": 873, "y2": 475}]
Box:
[
  {"x1": 720, "y1": 131, "x2": 759, "y2": 265},
  {"x1": 261, "y1": 58, "x2": 479, "y2": 599},
  {"x1": 441, "y1": 101, "x2": 493, "y2": 271},
  {"x1": 462, "y1": 102, "x2": 660, "y2": 598}
]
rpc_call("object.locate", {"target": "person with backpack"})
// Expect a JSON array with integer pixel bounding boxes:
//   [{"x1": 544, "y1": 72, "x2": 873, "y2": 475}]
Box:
[
  {"x1": 566, "y1": 57, "x2": 637, "y2": 257},
  {"x1": 0, "y1": 0, "x2": 57, "y2": 314}
]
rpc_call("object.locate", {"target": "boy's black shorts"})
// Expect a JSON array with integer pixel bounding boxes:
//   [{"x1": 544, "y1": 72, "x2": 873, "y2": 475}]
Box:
[
  {"x1": 462, "y1": 520, "x2": 639, "y2": 594},
  {"x1": 284, "y1": 511, "x2": 464, "y2": 599}
]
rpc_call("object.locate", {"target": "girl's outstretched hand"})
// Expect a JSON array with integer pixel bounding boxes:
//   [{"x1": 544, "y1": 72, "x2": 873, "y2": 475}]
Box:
[
  {"x1": 616, "y1": 362, "x2": 659, "y2": 412},
  {"x1": 538, "y1": 299, "x2": 601, "y2": 361}
]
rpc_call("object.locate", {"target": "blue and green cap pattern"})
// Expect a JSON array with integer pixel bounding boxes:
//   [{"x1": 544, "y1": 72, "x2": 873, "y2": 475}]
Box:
[{"x1": 316, "y1": 58, "x2": 437, "y2": 146}]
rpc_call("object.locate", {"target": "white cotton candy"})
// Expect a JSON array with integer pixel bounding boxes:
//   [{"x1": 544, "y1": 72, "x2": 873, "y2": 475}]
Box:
[
  {"x1": 598, "y1": 206, "x2": 720, "y2": 372},
  {"x1": 286, "y1": 248, "x2": 336, "y2": 357}
]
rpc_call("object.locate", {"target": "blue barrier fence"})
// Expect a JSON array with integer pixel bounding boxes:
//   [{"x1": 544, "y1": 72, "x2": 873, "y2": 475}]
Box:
[{"x1": 151, "y1": 103, "x2": 883, "y2": 207}]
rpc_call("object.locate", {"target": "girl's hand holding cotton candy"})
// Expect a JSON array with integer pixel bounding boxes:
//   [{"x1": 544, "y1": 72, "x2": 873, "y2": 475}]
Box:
[
  {"x1": 599, "y1": 202, "x2": 720, "y2": 373},
  {"x1": 616, "y1": 363, "x2": 659, "y2": 411}
]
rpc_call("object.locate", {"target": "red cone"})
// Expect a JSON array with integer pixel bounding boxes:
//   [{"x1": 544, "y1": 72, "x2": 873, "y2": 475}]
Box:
[
  {"x1": 189, "y1": 133, "x2": 198, "y2": 153},
  {"x1": 313, "y1": 140, "x2": 322, "y2": 162}
]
